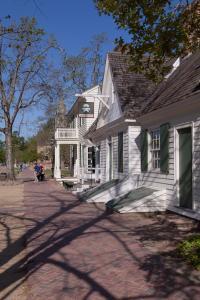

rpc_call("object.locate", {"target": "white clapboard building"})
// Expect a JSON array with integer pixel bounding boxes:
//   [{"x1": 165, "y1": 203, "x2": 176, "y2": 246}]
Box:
[
  {"x1": 81, "y1": 51, "x2": 200, "y2": 220},
  {"x1": 54, "y1": 85, "x2": 100, "y2": 184}
]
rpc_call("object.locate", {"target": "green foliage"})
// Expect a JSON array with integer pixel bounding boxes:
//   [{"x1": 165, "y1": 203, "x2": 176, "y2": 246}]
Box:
[
  {"x1": 12, "y1": 131, "x2": 25, "y2": 162},
  {"x1": 22, "y1": 137, "x2": 39, "y2": 162},
  {"x1": 36, "y1": 118, "x2": 54, "y2": 146},
  {"x1": 94, "y1": 0, "x2": 200, "y2": 81},
  {"x1": 44, "y1": 168, "x2": 53, "y2": 178},
  {"x1": 12, "y1": 132, "x2": 39, "y2": 163},
  {"x1": 61, "y1": 169, "x2": 71, "y2": 178},
  {"x1": 0, "y1": 141, "x2": 5, "y2": 163},
  {"x1": 178, "y1": 235, "x2": 200, "y2": 269}
]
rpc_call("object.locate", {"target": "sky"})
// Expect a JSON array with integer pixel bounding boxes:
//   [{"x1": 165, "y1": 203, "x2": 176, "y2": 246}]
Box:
[
  {"x1": 0, "y1": 0, "x2": 125, "y2": 137},
  {"x1": 1, "y1": 0, "x2": 121, "y2": 52}
]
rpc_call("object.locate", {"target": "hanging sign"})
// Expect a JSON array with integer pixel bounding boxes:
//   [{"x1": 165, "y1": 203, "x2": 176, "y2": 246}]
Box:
[{"x1": 78, "y1": 102, "x2": 94, "y2": 118}]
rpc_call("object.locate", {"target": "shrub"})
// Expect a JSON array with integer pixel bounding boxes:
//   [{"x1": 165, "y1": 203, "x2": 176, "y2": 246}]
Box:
[{"x1": 178, "y1": 235, "x2": 200, "y2": 269}]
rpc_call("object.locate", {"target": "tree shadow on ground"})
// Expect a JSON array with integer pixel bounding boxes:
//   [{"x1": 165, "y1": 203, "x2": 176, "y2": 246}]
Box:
[
  {"x1": 0, "y1": 183, "x2": 118, "y2": 299},
  {"x1": 0, "y1": 181, "x2": 200, "y2": 300},
  {"x1": 122, "y1": 212, "x2": 200, "y2": 299}
]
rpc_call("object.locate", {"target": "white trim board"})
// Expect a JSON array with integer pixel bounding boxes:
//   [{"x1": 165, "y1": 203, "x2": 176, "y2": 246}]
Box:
[
  {"x1": 174, "y1": 122, "x2": 194, "y2": 210},
  {"x1": 168, "y1": 206, "x2": 200, "y2": 221}
]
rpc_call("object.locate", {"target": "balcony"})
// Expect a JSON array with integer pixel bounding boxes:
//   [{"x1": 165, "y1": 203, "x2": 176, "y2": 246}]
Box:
[{"x1": 55, "y1": 128, "x2": 78, "y2": 140}]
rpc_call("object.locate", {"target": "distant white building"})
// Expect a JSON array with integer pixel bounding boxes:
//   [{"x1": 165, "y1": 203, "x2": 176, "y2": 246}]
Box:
[{"x1": 54, "y1": 85, "x2": 100, "y2": 183}]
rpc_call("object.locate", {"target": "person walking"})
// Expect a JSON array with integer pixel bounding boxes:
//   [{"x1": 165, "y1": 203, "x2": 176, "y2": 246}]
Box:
[
  {"x1": 20, "y1": 163, "x2": 23, "y2": 172},
  {"x1": 39, "y1": 163, "x2": 45, "y2": 181},
  {"x1": 34, "y1": 162, "x2": 40, "y2": 182}
]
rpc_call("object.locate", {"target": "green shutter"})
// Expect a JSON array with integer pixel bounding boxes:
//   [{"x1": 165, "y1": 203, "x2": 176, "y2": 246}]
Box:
[
  {"x1": 160, "y1": 123, "x2": 170, "y2": 174},
  {"x1": 141, "y1": 129, "x2": 148, "y2": 172},
  {"x1": 118, "y1": 132, "x2": 123, "y2": 173}
]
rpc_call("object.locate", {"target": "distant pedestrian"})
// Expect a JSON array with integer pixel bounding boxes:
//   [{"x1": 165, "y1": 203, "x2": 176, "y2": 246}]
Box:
[
  {"x1": 20, "y1": 163, "x2": 23, "y2": 172},
  {"x1": 39, "y1": 163, "x2": 45, "y2": 181},
  {"x1": 34, "y1": 162, "x2": 40, "y2": 182}
]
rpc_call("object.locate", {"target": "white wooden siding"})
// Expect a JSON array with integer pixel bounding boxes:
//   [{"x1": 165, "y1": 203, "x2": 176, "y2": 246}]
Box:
[
  {"x1": 97, "y1": 111, "x2": 200, "y2": 216},
  {"x1": 123, "y1": 131, "x2": 129, "y2": 175},
  {"x1": 193, "y1": 117, "x2": 200, "y2": 211},
  {"x1": 100, "y1": 139, "x2": 107, "y2": 182},
  {"x1": 97, "y1": 62, "x2": 122, "y2": 129},
  {"x1": 128, "y1": 126, "x2": 141, "y2": 174},
  {"x1": 112, "y1": 135, "x2": 118, "y2": 179},
  {"x1": 99, "y1": 126, "x2": 141, "y2": 182},
  {"x1": 138, "y1": 127, "x2": 177, "y2": 206},
  {"x1": 139, "y1": 117, "x2": 200, "y2": 213},
  {"x1": 111, "y1": 130, "x2": 129, "y2": 180},
  {"x1": 78, "y1": 86, "x2": 100, "y2": 145}
]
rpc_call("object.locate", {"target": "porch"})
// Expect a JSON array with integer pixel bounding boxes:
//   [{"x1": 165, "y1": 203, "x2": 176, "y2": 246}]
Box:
[{"x1": 54, "y1": 128, "x2": 102, "y2": 188}]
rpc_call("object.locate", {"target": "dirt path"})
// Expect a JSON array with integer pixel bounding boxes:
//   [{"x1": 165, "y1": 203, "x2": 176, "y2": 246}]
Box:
[{"x1": 1, "y1": 169, "x2": 200, "y2": 299}]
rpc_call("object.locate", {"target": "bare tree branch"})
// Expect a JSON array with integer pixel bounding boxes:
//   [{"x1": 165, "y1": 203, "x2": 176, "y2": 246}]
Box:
[{"x1": 0, "y1": 17, "x2": 58, "y2": 179}]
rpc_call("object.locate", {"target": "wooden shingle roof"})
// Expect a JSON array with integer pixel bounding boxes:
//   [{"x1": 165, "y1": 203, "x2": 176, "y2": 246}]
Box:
[
  {"x1": 108, "y1": 52, "x2": 156, "y2": 118},
  {"x1": 142, "y1": 52, "x2": 200, "y2": 114}
]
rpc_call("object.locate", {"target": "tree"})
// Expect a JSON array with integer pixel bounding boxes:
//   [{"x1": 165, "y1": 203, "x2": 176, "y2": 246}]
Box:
[
  {"x1": 90, "y1": 33, "x2": 108, "y2": 86},
  {"x1": 0, "y1": 17, "x2": 57, "y2": 179},
  {"x1": 22, "y1": 137, "x2": 39, "y2": 163},
  {"x1": 34, "y1": 33, "x2": 108, "y2": 171},
  {"x1": 12, "y1": 132, "x2": 39, "y2": 163},
  {"x1": 12, "y1": 131, "x2": 26, "y2": 162},
  {"x1": 63, "y1": 33, "x2": 107, "y2": 94},
  {"x1": 0, "y1": 141, "x2": 5, "y2": 163},
  {"x1": 94, "y1": 0, "x2": 200, "y2": 81},
  {"x1": 36, "y1": 118, "x2": 55, "y2": 147}
]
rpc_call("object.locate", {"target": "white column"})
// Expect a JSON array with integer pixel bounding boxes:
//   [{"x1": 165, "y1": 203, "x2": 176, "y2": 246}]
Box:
[
  {"x1": 75, "y1": 117, "x2": 79, "y2": 138},
  {"x1": 76, "y1": 143, "x2": 80, "y2": 182},
  {"x1": 95, "y1": 146, "x2": 100, "y2": 182},
  {"x1": 54, "y1": 142, "x2": 61, "y2": 179}
]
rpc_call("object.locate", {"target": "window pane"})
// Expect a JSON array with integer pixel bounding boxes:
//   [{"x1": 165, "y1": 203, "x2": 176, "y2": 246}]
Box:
[{"x1": 151, "y1": 129, "x2": 160, "y2": 169}]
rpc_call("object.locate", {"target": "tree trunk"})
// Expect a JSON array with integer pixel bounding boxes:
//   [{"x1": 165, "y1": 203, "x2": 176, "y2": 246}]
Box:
[{"x1": 5, "y1": 126, "x2": 15, "y2": 180}]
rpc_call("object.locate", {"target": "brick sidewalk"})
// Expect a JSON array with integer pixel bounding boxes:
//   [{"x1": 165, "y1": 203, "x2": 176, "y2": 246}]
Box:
[
  {"x1": 0, "y1": 181, "x2": 27, "y2": 299},
  {"x1": 1, "y1": 170, "x2": 200, "y2": 299}
]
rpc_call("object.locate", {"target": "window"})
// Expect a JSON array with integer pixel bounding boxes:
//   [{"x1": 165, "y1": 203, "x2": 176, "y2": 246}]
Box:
[
  {"x1": 88, "y1": 146, "x2": 96, "y2": 173},
  {"x1": 79, "y1": 117, "x2": 86, "y2": 127},
  {"x1": 118, "y1": 132, "x2": 123, "y2": 173},
  {"x1": 151, "y1": 129, "x2": 160, "y2": 169},
  {"x1": 96, "y1": 145, "x2": 100, "y2": 166}
]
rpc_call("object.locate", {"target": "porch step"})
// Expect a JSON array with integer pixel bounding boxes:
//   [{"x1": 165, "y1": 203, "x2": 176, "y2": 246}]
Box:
[
  {"x1": 78, "y1": 174, "x2": 139, "y2": 203},
  {"x1": 78, "y1": 179, "x2": 119, "y2": 202},
  {"x1": 56, "y1": 177, "x2": 78, "y2": 183},
  {"x1": 72, "y1": 185, "x2": 91, "y2": 194},
  {"x1": 106, "y1": 187, "x2": 167, "y2": 213},
  {"x1": 78, "y1": 174, "x2": 140, "y2": 203}
]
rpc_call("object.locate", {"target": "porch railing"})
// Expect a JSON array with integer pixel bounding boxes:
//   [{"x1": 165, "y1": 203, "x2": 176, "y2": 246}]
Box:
[
  {"x1": 79, "y1": 167, "x2": 102, "y2": 183},
  {"x1": 55, "y1": 128, "x2": 78, "y2": 140}
]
